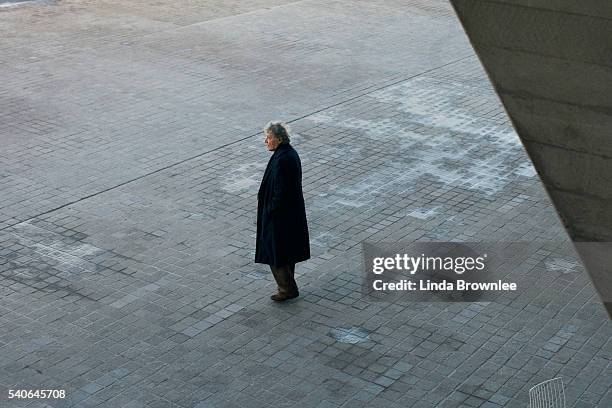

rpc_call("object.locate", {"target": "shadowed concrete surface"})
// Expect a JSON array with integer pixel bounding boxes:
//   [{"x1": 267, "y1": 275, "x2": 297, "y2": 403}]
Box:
[
  {"x1": 450, "y1": 0, "x2": 612, "y2": 316},
  {"x1": 0, "y1": 1, "x2": 610, "y2": 408}
]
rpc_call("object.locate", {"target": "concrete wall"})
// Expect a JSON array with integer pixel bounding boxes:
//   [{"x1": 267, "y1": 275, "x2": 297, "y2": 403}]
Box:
[{"x1": 450, "y1": 0, "x2": 612, "y2": 315}]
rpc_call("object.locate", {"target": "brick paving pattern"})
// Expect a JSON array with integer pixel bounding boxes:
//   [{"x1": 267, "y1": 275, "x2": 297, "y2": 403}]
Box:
[{"x1": 1, "y1": 1, "x2": 610, "y2": 407}]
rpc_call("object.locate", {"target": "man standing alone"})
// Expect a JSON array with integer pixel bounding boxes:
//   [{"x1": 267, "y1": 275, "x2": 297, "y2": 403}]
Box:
[{"x1": 255, "y1": 121, "x2": 310, "y2": 301}]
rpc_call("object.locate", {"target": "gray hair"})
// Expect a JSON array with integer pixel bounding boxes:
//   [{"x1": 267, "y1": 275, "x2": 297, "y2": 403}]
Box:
[{"x1": 264, "y1": 121, "x2": 291, "y2": 145}]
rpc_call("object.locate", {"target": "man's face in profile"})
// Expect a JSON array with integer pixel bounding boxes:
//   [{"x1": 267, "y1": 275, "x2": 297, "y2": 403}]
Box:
[{"x1": 265, "y1": 131, "x2": 280, "y2": 151}]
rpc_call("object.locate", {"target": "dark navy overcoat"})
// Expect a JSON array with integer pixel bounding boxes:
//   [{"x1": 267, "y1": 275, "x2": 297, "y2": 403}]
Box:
[{"x1": 255, "y1": 143, "x2": 310, "y2": 266}]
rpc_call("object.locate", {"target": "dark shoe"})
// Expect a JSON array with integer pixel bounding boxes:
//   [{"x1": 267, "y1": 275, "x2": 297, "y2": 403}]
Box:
[{"x1": 270, "y1": 291, "x2": 299, "y2": 302}]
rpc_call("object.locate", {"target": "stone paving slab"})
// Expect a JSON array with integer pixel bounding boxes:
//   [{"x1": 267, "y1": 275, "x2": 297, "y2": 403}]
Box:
[
  {"x1": 1, "y1": 1, "x2": 611, "y2": 408},
  {"x1": 0, "y1": 0, "x2": 468, "y2": 230}
]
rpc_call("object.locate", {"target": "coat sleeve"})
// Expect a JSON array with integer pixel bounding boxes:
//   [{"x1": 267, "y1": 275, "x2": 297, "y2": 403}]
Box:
[{"x1": 268, "y1": 156, "x2": 289, "y2": 214}]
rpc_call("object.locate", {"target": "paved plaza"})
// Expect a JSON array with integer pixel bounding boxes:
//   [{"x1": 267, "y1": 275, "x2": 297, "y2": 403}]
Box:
[{"x1": 1, "y1": 1, "x2": 610, "y2": 407}]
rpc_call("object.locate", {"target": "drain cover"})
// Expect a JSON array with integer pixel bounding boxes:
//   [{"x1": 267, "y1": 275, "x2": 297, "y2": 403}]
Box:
[{"x1": 329, "y1": 327, "x2": 370, "y2": 344}]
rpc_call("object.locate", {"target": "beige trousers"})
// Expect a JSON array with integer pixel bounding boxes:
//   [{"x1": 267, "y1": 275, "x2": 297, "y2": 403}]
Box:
[{"x1": 269, "y1": 263, "x2": 298, "y2": 295}]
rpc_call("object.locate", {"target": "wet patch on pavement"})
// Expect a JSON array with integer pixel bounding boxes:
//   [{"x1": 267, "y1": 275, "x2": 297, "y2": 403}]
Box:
[
  {"x1": 0, "y1": 0, "x2": 56, "y2": 8},
  {"x1": 328, "y1": 326, "x2": 371, "y2": 344}
]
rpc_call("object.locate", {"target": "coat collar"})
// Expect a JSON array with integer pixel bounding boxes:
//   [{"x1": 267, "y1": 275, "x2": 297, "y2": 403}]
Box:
[
  {"x1": 260, "y1": 144, "x2": 291, "y2": 189},
  {"x1": 273, "y1": 143, "x2": 291, "y2": 155}
]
